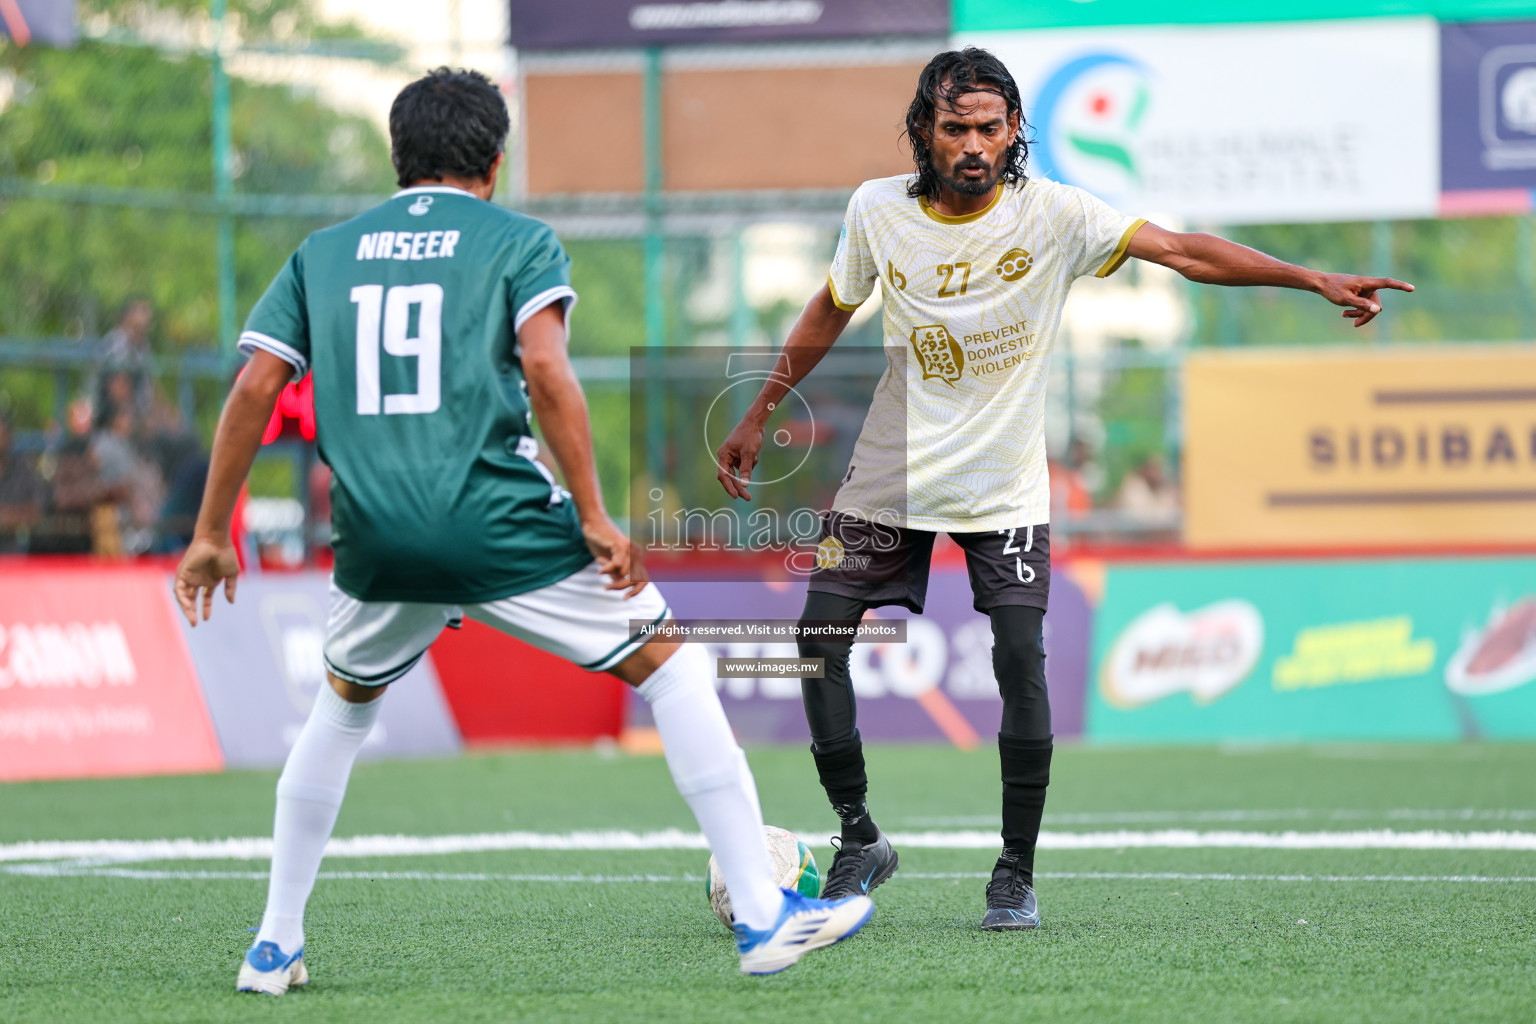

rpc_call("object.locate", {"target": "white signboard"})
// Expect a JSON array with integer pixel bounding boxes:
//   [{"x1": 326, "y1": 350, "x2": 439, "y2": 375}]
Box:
[{"x1": 960, "y1": 18, "x2": 1439, "y2": 224}]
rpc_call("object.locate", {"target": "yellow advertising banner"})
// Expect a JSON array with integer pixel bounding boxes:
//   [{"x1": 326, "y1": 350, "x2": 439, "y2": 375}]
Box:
[{"x1": 1183, "y1": 345, "x2": 1536, "y2": 549}]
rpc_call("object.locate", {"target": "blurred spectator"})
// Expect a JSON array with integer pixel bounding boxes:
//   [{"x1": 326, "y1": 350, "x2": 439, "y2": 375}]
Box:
[
  {"x1": 93, "y1": 297, "x2": 156, "y2": 422},
  {"x1": 33, "y1": 399, "x2": 117, "y2": 554},
  {"x1": 92, "y1": 404, "x2": 165, "y2": 553},
  {"x1": 143, "y1": 401, "x2": 202, "y2": 486},
  {"x1": 1114, "y1": 454, "x2": 1180, "y2": 520},
  {"x1": 80, "y1": 298, "x2": 208, "y2": 552},
  {"x1": 0, "y1": 409, "x2": 46, "y2": 552},
  {"x1": 158, "y1": 446, "x2": 209, "y2": 549},
  {"x1": 1050, "y1": 437, "x2": 1099, "y2": 522}
]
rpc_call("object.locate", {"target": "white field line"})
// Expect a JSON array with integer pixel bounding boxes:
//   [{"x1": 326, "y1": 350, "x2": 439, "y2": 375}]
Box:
[
  {"x1": 0, "y1": 828, "x2": 710, "y2": 864},
  {"x1": 913, "y1": 809, "x2": 1536, "y2": 827},
  {"x1": 7, "y1": 827, "x2": 1536, "y2": 866},
  {"x1": 8, "y1": 866, "x2": 1536, "y2": 885}
]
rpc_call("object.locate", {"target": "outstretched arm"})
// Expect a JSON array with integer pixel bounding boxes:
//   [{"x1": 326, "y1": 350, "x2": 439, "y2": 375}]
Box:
[
  {"x1": 174, "y1": 350, "x2": 292, "y2": 625},
  {"x1": 520, "y1": 302, "x2": 647, "y2": 598},
  {"x1": 1125, "y1": 222, "x2": 1414, "y2": 329},
  {"x1": 715, "y1": 284, "x2": 854, "y2": 501}
]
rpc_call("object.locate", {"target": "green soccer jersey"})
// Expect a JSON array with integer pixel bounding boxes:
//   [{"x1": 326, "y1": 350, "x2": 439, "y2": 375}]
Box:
[{"x1": 238, "y1": 185, "x2": 592, "y2": 603}]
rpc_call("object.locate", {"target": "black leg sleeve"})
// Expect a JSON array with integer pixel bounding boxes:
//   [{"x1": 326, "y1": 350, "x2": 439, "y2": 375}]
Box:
[
  {"x1": 798, "y1": 590, "x2": 873, "y2": 810},
  {"x1": 991, "y1": 605, "x2": 1053, "y2": 886},
  {"x1": 991, "y1": 605, "x2": 1051, "y2": 740}
]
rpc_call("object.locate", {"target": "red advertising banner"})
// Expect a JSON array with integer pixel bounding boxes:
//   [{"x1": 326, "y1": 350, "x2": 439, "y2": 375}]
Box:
[
  {"x1": 0, "y1": 564, "x2": 223, "y2": 781},
  {"x1": 430, "y1": 620, "x2": 627, "y2": 744}
]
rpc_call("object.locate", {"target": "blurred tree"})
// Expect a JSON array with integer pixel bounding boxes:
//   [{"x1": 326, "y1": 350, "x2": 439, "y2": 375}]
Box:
[
  {"x1": 1094, "y1": 348, "x2": 1170, "y2": 503},
  {"x1": 0, "y1": 0, "x2": 396, "y2": 438},
  {"x1": 0, "y1": 42, "x2": 393, "y2": 350},
  {"x1": 1190, "y1": 218, "x2": 1534, "y2": 346}
]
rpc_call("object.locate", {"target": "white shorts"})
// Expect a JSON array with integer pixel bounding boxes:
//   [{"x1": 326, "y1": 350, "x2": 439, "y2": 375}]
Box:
[{"x1": 323, "y1": 562, "x2": 672, "y2": 687}]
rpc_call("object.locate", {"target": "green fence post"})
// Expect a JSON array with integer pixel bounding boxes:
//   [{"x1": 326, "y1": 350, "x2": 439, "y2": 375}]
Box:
[
  {"x1": 212, "y1": 0, "x2": 237, "y2": 365},
  {"x1": 731, "y1": 229, "x2": 752, "y2": 347},
  {"x1": 643, "y1": 46, "x2": 664, "y2": 349},
  {"x1": 642, "y1": 46, "x2": 665, "y2": 493}
]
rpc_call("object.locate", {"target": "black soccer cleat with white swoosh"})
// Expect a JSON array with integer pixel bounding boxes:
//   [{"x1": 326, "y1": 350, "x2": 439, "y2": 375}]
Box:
[
  {"x1": 821, "y1": 831, "x2": 899, "y2": 901},
  {"x1": 981, "y1": 850, "x2": 1040, "y2": 930}
]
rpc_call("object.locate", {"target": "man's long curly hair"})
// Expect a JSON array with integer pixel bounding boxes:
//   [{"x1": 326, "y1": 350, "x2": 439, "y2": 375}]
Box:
[{"x1": 903, "y1": 48, "x2": 1029, "y2": 203}]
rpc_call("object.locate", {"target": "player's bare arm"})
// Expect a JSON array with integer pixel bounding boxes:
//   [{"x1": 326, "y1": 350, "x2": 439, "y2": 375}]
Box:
[
  {"x1": 714, "y1": 286, "x2": 852, "y2": 501},
  {"x1": 1125, "y1": 222, "x2": 1414, "y2": 329},
  {"x1": 173, "y1": 349, "x2": 292, "y2": 627},
  {"x1": 518, "y1": 302, "x2": 647, "y2": 597}
]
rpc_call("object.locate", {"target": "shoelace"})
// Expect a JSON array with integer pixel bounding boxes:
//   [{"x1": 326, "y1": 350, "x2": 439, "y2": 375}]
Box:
[
  {"x1": 985, "y1": 858, "x2": 1031, "y2": 909},
  {"x1": 824, "y1": 836, "x2": 868, "y2": 896}
]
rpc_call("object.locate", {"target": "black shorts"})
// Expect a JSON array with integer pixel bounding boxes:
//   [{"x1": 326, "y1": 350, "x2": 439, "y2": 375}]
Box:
[{"x1": 807, "y1": 511, "x2": 1050, "y2": 615}]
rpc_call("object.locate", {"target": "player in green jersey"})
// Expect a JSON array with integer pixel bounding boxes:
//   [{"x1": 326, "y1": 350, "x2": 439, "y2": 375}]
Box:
[{"x1": 174, "y1": 68, "x2": 872, "y2": 993}]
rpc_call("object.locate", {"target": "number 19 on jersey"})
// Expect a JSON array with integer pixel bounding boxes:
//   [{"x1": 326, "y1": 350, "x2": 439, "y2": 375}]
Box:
[{"x1": 351, "y1": 283, "x2": 443, "y2": 416}]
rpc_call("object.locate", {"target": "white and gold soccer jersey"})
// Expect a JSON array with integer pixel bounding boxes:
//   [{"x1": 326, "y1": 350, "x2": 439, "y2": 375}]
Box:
[{"x1": 826, "y1": 174, "x2": 1144, "y2": 532}]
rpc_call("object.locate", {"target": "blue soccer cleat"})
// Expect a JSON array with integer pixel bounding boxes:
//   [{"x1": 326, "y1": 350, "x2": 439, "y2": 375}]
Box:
[
  {"x1": 735, "y1": 887, "x2": 874, "y2": 975},
  {"x1": 236, "y1": 940, "x2": 309, "y2": 995}
]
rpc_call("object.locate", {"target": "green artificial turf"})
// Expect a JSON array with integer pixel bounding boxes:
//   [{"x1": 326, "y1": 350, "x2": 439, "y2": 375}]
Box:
[{"x1": 3, "y1": 743, "x2": 1535, "y2": 1023}]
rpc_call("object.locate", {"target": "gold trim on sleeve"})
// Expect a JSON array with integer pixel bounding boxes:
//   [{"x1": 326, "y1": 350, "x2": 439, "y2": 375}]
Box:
[
  {"x1": 826, "y1": 275, "x2": 863, "y2": 311},
  {"x1": 1094, "y1": 218, "x2": 1148, "y2": 278}
]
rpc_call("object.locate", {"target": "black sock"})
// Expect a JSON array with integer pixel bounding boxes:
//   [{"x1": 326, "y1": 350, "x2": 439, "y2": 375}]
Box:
[
  {"x1": 831, "y1": 799, "x2": 880, "y2": 844},
  {"x1": 811, "y1": 736, "x2": 879, "y2": 843},
  {"x1": 998, "y1": 733, "x2": 1053, "y2": 888}
]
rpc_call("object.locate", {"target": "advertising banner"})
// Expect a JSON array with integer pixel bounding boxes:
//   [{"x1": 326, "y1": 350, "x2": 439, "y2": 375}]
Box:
[
  {"x1": 510, "y1": 0, "x2": 948, "y2": 50},
  {"x1": 1088, "y1": 555, "x2": 1536, "y2": 741},
  {"x1": 0, "y1": 0, "x2": 75, "y2": 47},
  {"x1": 177, "y1": 573, "x2": 461, "y2": 768},
  {"x1": 631, "y1": 566, "x2": 1093, "y2": 744},
  {"x1": 960, "y1": 18, "x2": 1439, "y2": 224},
  {"x1": 956, "y1": 0, "x2": 1523, "y2": 32},
  {"x1": 1442, "y1": 20, "x2": 1536, "y2": 193},
  {"x1": 430, "y1": 618, "x2": 630, "y2": 745},
  {"x1": 1183, "y1": 345, "x2": 1536, "y2": 550},
  {"x1": 0, "y1": 565, "x2": 222, "y2": 781}
]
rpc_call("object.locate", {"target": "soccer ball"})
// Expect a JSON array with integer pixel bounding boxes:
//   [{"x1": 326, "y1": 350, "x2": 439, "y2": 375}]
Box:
[{"x1": 705, "y1": 825, "x2": 820, "y2": 929}]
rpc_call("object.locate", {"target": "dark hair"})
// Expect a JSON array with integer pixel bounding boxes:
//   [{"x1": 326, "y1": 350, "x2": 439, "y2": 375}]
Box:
[
  {"x1": 903, "y1": 48, "x2": 1029, "y2": 203},
  {"x1": 389, "y1": 67, "x2": 510, "y2": 188}
]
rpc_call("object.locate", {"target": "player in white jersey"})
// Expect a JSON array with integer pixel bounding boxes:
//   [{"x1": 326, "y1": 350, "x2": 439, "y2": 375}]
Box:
[{"x1": 714, "y1": 48, "x2": 1412, "y2": 930}]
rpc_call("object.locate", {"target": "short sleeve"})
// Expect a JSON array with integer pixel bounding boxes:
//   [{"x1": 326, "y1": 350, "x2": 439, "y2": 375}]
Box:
[
  {"x1": 1067, "y1": 186, "x2": 1146, "y2": 280},
  {"x1": 239, "y1": 247, "x2": 311, "y2": 381},
  {"x1": 509, "y1": 222, "x2": 578, "y2": 333},
  {"x1": 827, "y1": 187, "x2": 878, "y2": 311}
]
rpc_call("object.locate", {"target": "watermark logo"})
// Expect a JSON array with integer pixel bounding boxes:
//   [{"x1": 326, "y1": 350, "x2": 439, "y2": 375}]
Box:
[
  {"x1": 815, "y1": 536, "x2": 844, "y2": 569},
  {"x1": 910, "y1": 324, "x2": 963, "y2": 385},
  {"x1": 633, "y1": 345, "x2": 903, "y2": 581}
]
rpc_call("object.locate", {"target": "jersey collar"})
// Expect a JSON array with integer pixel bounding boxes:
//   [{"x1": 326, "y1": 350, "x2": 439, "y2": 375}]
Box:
[
  {"x1": 918, "y1": 183, "x2": 1006, "y2": 225},
  {"x1": 391, "y1": 185, "x2": 480, "y2": 200}
]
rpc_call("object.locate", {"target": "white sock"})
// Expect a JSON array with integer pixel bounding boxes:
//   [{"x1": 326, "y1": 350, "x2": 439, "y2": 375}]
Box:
[
  {"x1": 255, "y1": 683, "x2": 382, "y2": 953},
  {"x1": 638, "y1": 643, "x2": 782, "y2": 932}
]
